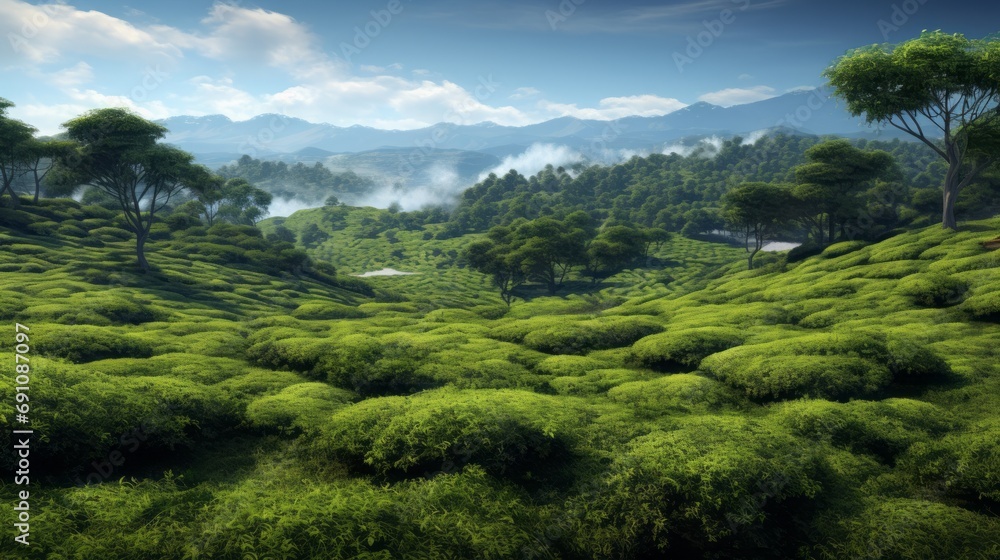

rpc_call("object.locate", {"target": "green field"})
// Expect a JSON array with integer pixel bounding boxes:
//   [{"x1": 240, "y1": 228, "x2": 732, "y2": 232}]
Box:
[{"x1": 0, "y1": 196, "x2": 998, "y2": 559}]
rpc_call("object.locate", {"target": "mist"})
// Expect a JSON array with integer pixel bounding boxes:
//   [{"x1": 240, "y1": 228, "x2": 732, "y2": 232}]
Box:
[
  {"x1": 267, "y1": 197, "x2": 324, "y2": 218},
  {"x1": 478, "y1": 143, "x2": 586, "y2": 182}
]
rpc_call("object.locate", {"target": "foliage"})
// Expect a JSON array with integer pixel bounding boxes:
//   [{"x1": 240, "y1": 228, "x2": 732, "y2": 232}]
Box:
[
  {"x1": 312, "y1": 388, "x2": 585, "y2": 477},
  {"x1": 824, "y1": 30, "x2": 1000, "y2": 229}
]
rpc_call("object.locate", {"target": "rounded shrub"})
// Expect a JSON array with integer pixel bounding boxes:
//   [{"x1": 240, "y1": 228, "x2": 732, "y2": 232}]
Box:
[
  {"x1": 35, "y1": 326, "x2": 155, "y2": 363},
  {"x1": 962, "y1": 289, "x2": 1000, "y2": 321},
  {"x1": 628, "y1": 326, "x2": 744, "y2": 372},
  {"x1": 246, "y1": 382, "x2": 354, "y2": 434},
  {"x1": 699, "y1": 333, "x2": 895, "y2": 402},
  {"x1": 313, "y1": 388, "x2": 584, "y2": 478},
  {"x1": 521, "y1": 316, "x2": 663, "y2": 355},
  {"x1": 576, "y1": 416, "x2": 822, "y2": 557},
  {"x1": 897, "y1": 272, "x2": 969, "y2": 307},
  {"x1": 775, "y1": 398, "x2": 954, "y2": 463},
  {"x1": 291, "y1": 302, "x2": 370, "y2": 320},
  {"x1": 607, "y1": 373, "x2": 742, "y2": 414},
  {"x1": 827, "y1": 498, "x2": 1000, "y2": 560}
]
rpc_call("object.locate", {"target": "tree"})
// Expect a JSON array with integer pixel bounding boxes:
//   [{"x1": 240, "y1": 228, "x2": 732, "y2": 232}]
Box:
[
  {"x1": 640, "y1": 227, "x2": 671, "y2": 257},
  {"x1": 793, "y1": 139, "x2": 896, "y2": 244},
  {"x1": 216, "y1": 178, "x2": 272, "y2": 225},
  {"x1": 723, "y1": 182, "x2": 794, "y2": 270},
  {"x1": 59, "y1": 108, "x2": 197, "y2": 270},
  {"x1": 299, "y1": 223, "x2": 329, "y2": 247},
  {"x1": 0, "y1": 98, "x2": 35, "y2": 207},
  {"x1": 509, "y1": 216, "x2": 588, "y2": 294},
  {"x1": 22, "y1": 138, "x2": 74, "y2": 203},
  {"x1": 465, "y1": 226, "x2": 524, "y2": 307},
  {"x1": 824, "y1": 30, "x2": 1000, "y2": 229},
  {"x1": 584, "y1": 225, "x2": 646, "y2": 283}
]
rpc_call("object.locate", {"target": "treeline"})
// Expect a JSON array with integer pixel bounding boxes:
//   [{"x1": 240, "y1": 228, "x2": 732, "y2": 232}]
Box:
[
  {"x1": 217, "y1": 155, "x2": 377, "y2": 203},
  {"x1": 443, "y1": 134, "x2": 1000, "y2": 243}
]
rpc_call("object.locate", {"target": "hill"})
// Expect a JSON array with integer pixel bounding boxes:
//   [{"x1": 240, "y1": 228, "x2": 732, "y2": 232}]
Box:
[{"x1": 1, "y1": 193, "x2": 998, "y2": 558}]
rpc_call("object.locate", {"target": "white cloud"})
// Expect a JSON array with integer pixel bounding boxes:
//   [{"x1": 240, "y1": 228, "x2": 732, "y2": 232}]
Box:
[
  {"x1": 698, "y1": 86, "x2": 776, "y2": 107},
  {"x1": 42, "y1": 61, "x2": 95, "y2": 88},
  {"x1": 509, "y1": 87, "x2": 541, "y2": 100},
  {"x1": 0, "y1": 3, "x2": 705, "y2": 137},
  {"x1": 479, "y1": 144, "x2": 585, "y2": 181},
  {"x1": 0, "y1": 1, "x2": 182, "y2": 64},
  {"x1": 738, "y1": 73, "x2": 753, "y2": 81},
  {"x1": 540, "y1": 94, "x2": 687, "y2": 120}
]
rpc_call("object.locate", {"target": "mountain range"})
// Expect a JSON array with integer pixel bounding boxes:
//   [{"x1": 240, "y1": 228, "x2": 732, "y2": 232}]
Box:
[{"x1": 161, "y1": 89, "x2": 908, "y2": 169}]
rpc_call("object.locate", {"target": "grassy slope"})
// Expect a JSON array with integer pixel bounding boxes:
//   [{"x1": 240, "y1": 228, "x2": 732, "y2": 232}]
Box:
[{"x1": 1, "y1": 199, "x2": 998, "y2": 558}]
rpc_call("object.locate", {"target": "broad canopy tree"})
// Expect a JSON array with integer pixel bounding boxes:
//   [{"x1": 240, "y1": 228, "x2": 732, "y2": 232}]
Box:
[
  {"x1": 58, "y1": 108, "x2": 200, "y2": 270},
  {"x1": 824, "y1": 30, "x2": 1000, "y2": 230},
  {"x1": 724, "y1": 182, "x2": 795, "y2": 270},
  {"x1": 0, "y1": 98, "x2": 35, "y2": 207},
  {"x1": 793, "y1": 139, "x2": 896, "y2": 244}
]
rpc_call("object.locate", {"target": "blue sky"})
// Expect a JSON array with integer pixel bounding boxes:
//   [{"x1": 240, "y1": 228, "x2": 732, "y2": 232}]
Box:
[{"x1": 1, "y1": 0, "x2": 997, "y2": 135}]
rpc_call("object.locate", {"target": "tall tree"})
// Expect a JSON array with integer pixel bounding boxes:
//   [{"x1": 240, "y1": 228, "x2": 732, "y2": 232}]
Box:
[
  {"x1": 0, "y1": 98, "x2": 34, "y2": 207},
  {"x1": 509, "y1": 216, "x2": 588, "y2": 294},
  {"x1": 216, "y1": 178, "x2": 272, "y2": 225},
  {"x1": 723, "y1": 182, "x2": 794, "y2": 270},
  {"x1": 793, "y1": 139, "x2": 895, "y2": 243},
  {"x1": 584, "y1": 224, "x2": 646, "y2": 283},
  {"x1": 824, "y1": 30, "x2": 1000, "y2": 230},
  {"x1": 23, "y1": 138, "x2": 75, "y2": 203},
  {"x1": 465, "y1": 226, "x2": 524, "y2": 307},
  {"x1": 59, "y1": 108, "x2": 195, "y2": 270}
]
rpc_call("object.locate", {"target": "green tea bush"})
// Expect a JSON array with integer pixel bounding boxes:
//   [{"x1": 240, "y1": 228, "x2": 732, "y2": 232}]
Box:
[
  {"x1": 193, "y1": 465, "x2": 546, "y2": 560},
  {"x1": 576, "y1": 416, "x2": 822, "y2": 557},
  {"x1": 548, "y1": 368, "x2": 653, "y2": 395},
  {"x1": 962, "y1": 289, "x2": 1000, "y2": 321},
  {"x1": 83, "y1": 295, "x2": 166, "y2": 324},
  {"x1": 520, "y1": 316, "x2": 663, "y2": 355},
  {"x1": 628, "y1": 326, "x2": 744, "y2": 371},
  {"x1": 901, "y1": 418, "x2": 1000, "y2": 502},
  {"x1": 90, "y1": 226, "x2": 132, "y2": 241},
  {"x1": 535, "y1": 355, "x2": 608, "y2": 377},
  {"x1": 35, "y1": 326, "x2": 155, "y2": 363},
  {"x1": 0, "y1": 362, "x2": 237, "y2": 471},
  {"x1": 897, "y1": 272, "x2": 969, "y2": 307},
  {"x1": 246, "y1": 382, "x2": 354, "y2": 434},
  {"x1": 319, "y1": 333, "x2": 439, "y2": 396},
  {"x1": 699, "y1": 333, "x2": 949, "y2": 401},
  {"x1": 822, "y1": 240, "x2": 868, "y2": 258},
  {"x1": 825, "y1": 498, "x2": 1000, "y2": 560},
  {"x1": 313, "y1": 388, "x2": 584, "y2": 477},
  {"x1": 607, "y1": 373, "x2": 742, "y2": 415},
  {"x1": 56, "y1": 223, "x2": 88, "y2": 238},
  {"x1": 291, "y1": 301, "x2": 370, "y2": 320},
  {"x1": 775, "y1": 398, "x2": 954, "y2": 463},
  {"x1": 700, "y1": 334, "x2": 892, "y2": 401}
]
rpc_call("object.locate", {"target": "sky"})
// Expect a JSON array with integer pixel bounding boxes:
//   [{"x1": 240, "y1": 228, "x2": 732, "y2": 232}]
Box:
[{"x1": 1, "y1": 0, "x2": 998, "y2": 136}]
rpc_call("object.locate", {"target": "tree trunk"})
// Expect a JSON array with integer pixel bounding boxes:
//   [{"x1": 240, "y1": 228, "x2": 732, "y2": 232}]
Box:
[
  {"x1": 942, "y1": 179, "x2": 959, "y2": 230},
  {"x1": 136, "y1": 235, "x2": 150, "y2": 271},
  {"x1": 32, "y1": 169, "x2": 40, "y2": 204},
  {"x1": 2, "y1": 184, "x2": 20, "y2": 208}
]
